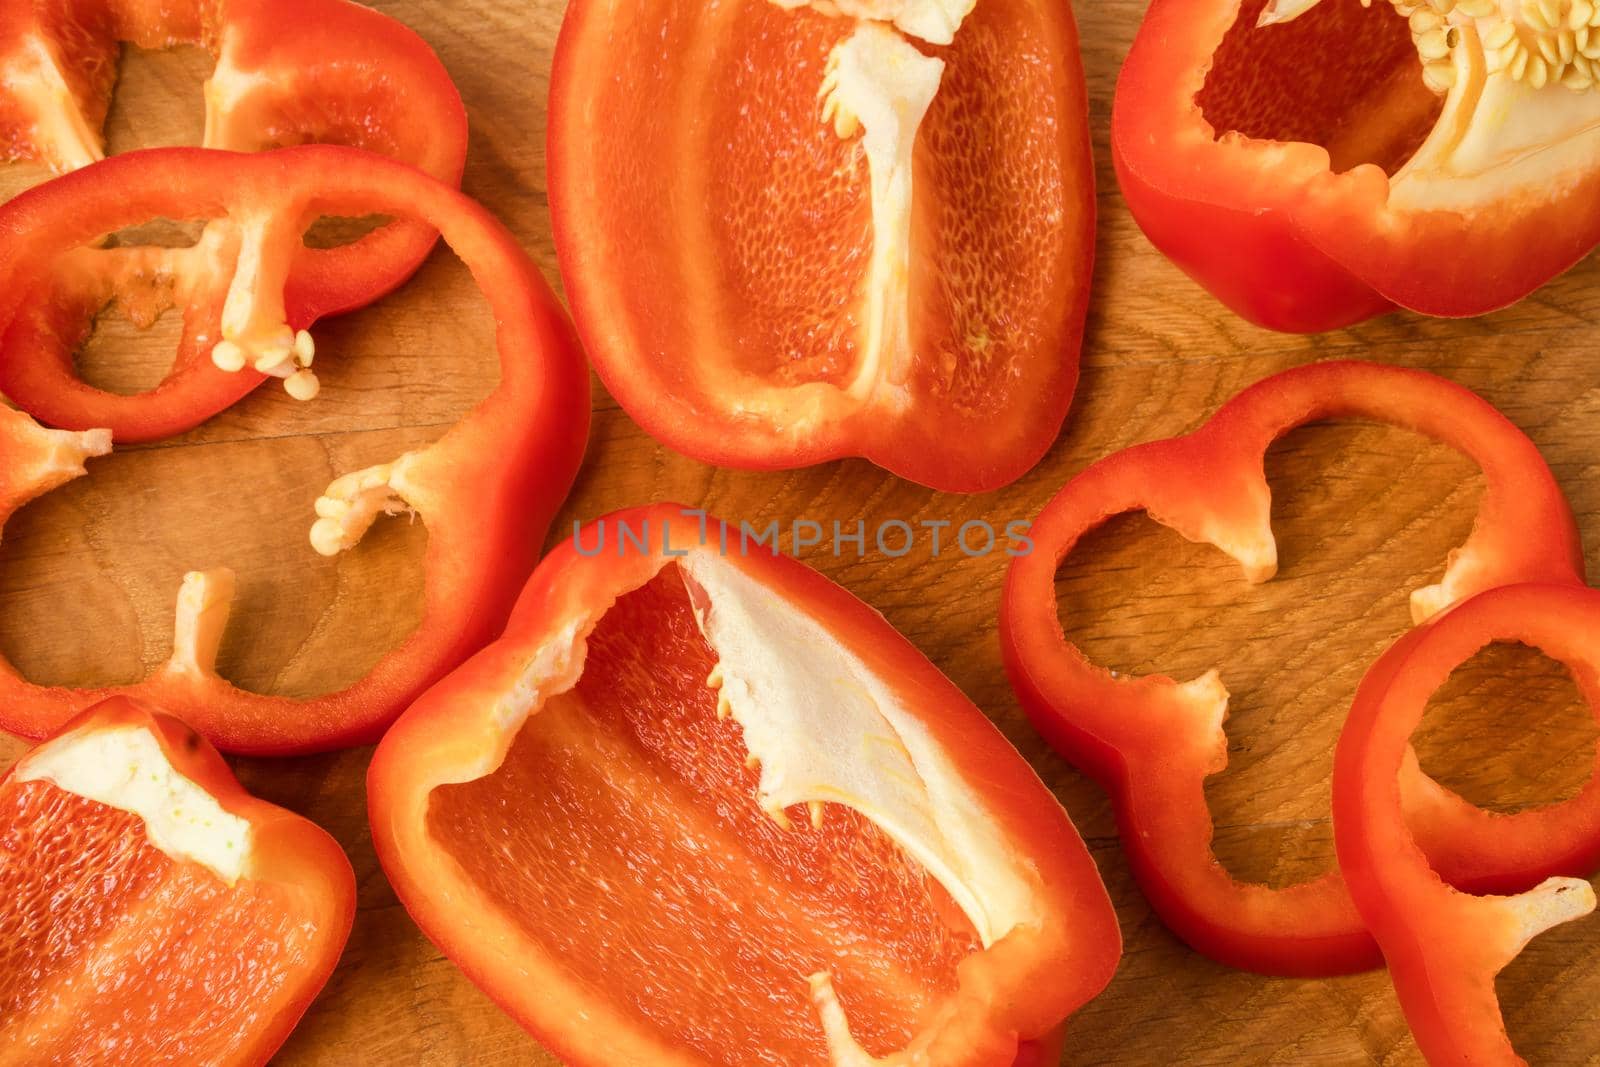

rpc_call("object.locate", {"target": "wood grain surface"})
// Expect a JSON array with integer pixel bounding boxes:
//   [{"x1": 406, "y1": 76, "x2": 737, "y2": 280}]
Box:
[{"x1": 4, "y1": 0, "x2": 1600, "y2": 1063}]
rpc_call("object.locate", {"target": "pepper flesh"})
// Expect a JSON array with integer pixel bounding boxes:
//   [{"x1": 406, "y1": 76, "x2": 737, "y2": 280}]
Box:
[
  {"x1": 548, "y1": 0, "x2": 1092, "y2": 492},
  {"x1": 368, "y1": 504, "x2": 1120, "y2": 1066},
  {"x1": 1000, "y1": 360, "x2": 1586, "y2": 976},
  {"x1": 0, "y1": 146, "x2": 590, "y2": 755},
  {"x1": 0, "y1": 696, "x2": 355, "y2": 1066},
  {"x1": 0, "y1": 0, "x2": 467, "y2": 439},
  {"x1": 1334, "y1": 584, "x2": 1600, "y2": 1065},
  {"x1": 1113, "y1": 0, "x2": 1600, "y2": 331}
]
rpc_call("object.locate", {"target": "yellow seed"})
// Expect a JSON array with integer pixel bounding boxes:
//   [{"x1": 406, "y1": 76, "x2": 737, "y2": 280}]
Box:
[
  {"x1": 292, "y1": 329, "x2": 315, "y2": 367},
  {"x1": 1541, "y1": 0, "x2": 1562, "y2": 28},
  {"x1": 1581, "y1": 33, "x2": 1600, "y2": 56},
  {"x1": 314, "y1": 496, "x2": 351, "y2": 520},
  {"x1": 253, "y1": 347, "x2": 293, "y2": 374},
  {"x1": 1561, "y1": 28, "x2": 1577, "y2": 61},
  {"x1": 1416, "y1": 27, "x2": 1451, "y2": 57},
  {"x1": 211, "y1": 340, "x2": 246, "y2": 373},
  {"x1": 1512, "y1": 42, "x2": 1532, "y2": 76},
  {"x1": 1529, "y1": 53, "x2": 1551, "y2": 86},
  {"x1": 1484, "y1": 20, "x2": 1518, "y2": 48},
  {"x1": 838, "y1": 112, "x2": 861, "y2": 138},
  {"x1": 285, "y1": 369, "x2": 320, "y2": 401},
  {"x1": 1410, "y1": 6, "x2": 1443, "y2": 31},
  {"x1": 1571, "y1": 0, "x2": 1595, "y2": 26},
  {"x1": 310, "y1": 517, "x2": 344, "y2": 557},
  {"x1": 1563, "y1": 61, "x2": 1594, "y2": 85},
  {"x1": 1538, "y1": 32, "x2": 1561, "y2": 63},
  {"x1": 1457, "y1": 0, "x2": 1496, "y2": 14},
  {"x1": 1423, "y1": 58, "x2": 1459, "y2": 89}
]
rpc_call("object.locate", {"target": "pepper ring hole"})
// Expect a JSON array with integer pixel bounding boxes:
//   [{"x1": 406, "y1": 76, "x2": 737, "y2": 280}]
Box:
[
  {"x1": 102, "y1": 45, "x2": 212, "y2": 154},
  {"x1": 301, "y1": 215, "x2": 394, "y2": 250},
  {"x1": 1056, "y1": 421, "x2": 1483, "y2": 888},
  {"x1": 1414, "y1": 641, "x2": 1596, "y2": 814}
]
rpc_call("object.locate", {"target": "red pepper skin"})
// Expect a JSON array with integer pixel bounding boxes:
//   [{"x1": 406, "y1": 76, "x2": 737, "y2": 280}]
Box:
[
  {"x1": 1335, "y1": 585, "x2": 1600, "y2": 1066},
  {"x1": 0, "y1": 0, "x2": 467, "y2": 441},
  {"x1": 1, "y1": 696, "x2": 356, "y2": 1065},
  {"x1": 1111, "y1": 0, "x2": 1600, "y2": 332},
  {"x1": 1010, "y1": 1028, "x2": 1064, "y2": 1067},
  {"x1": 548, "y1": 0, "x2": 1092, "y2": 493},
  {"x1": 1001, "y1": 361, "x2": 1586, "y2": 976},
  {"x1": 369, "y1": 504, "x2": 1120, "y2": 1065},
  {"x1": 0, "y1": 146, "x2": 589, "y2": 755}
]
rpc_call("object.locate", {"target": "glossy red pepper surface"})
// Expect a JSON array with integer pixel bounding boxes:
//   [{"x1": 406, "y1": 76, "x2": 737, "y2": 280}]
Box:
[
  {"x1": 549, "y1": 0, "x2": 1092, "y2": 491},
  {"x1": 0, "y1": 696, "x2": 355, "y2": 1065},
  {"x1": 1002, "y1": 361, "x2": 1586, "y2": 975},
  {"x1": 1113, "y1": 0, "x2": 1600, "y2": 331},
  {"x1": 0, "y1": 146, "x2": 589, "y2": 755},
  {"x1": 0, "y1": 0, "x2": 467, "y2": 439},
  {"x1": 1335, "y1": 584, "x2": 1600, "y2": 1065},
  {"x1": 370, "y1": 504, "x2": 1120, "y2": 1065}
]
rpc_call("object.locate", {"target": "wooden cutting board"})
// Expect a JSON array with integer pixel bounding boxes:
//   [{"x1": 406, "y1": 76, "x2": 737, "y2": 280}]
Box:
[{"x1": 4, "y1": 0, "x2": 1600, "y2": 1062}]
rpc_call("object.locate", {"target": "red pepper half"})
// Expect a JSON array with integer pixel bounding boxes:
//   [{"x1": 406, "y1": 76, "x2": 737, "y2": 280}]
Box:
[
  {"x1": 369, "y1": 504, "x2": 1119, "y2": 1065},
  {"x1": 548, "y1": 0, "x2": 1091, "y2": 492},
  {"x1": 0, "y1": 146, "x2": 589, "y2": 755},
  {"x1": 1000, "y1": 360, "x2": 1586, "y2": 976},
  {"x1": 1, "y1": 696, "x2": 355, "y2": 1065},
  {"x1": 1113, "y1": 0, "x2": 1600, "y2": 331},
  {"x1": 1335, "y1": 584, "x2": 1600, "y2": 1065},
  {"x1": 0, "y1": 0, "x2": 467, "y2": 440}
]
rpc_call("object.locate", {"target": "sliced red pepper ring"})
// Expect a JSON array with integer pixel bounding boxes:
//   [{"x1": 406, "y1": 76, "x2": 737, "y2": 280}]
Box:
[
  {"x1": 1000, "y1": 360, "x2": 1587, "y2": 976},
  {"x1": 0, "y1": 145, "x2": 590, "y2": 755},
  {"x1": 1113, "y1": 0, "x2": 1600, "y2": 331},
  {"x1": 548, "y1": 0, "x2": 1091, "y2": 492},
  {"x1": 1, "y1": 696, "x2": 356, "y2": 1065},
  {"x1": 368, "y1": 504, "x2": 1120, "y2": 1065},
  {"x1": 0, "y1": 0, "x2": 467, "y2": 441},
  {"x1": 1335, "y1": 584, "x2": 1600, "y2": 1066}
]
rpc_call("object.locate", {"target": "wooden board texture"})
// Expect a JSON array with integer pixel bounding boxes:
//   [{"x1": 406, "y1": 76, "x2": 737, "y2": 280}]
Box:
[{"x1": 4, "y1": 1, "x2": 1600, "y2": 1063}]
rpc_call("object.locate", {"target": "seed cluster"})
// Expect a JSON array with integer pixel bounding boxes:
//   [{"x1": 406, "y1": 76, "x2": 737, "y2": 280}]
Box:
[
  {"x1": 212, "y1": 326, "x2": 320, "y2": 400},
  {"x1": 1391, "y1": 0, "x2": 1600, "y2": 92}
]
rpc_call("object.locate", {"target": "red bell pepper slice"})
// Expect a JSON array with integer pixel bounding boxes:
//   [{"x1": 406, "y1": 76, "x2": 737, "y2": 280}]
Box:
[
  {"x1": 1113, "y1": 0, "x2": 1600, "y2": 331},
  {"x1": 369, "y1": 504, "x2": 1120, "y2": 1065},
  {"x1": 0, "y1": 0, "x2": 467, "y2": 440},
  {"x1": 548, "y1": 0, "x2": 1092, "y2": 492},
  {"x1": 1, "y1": 696, "x2": 355, "y2": 1065},
  {"x1": 1000, "y1": 360, "x2": 1586, "y2": 976},
  {"x1": 1335, "y1": 584, "x2": 1600, "y2": 1065},
  {"x1": 0, "y1": 145, "x2": 589, "y2": 755}
]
